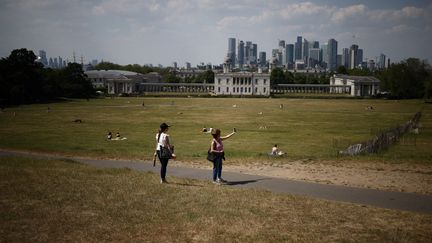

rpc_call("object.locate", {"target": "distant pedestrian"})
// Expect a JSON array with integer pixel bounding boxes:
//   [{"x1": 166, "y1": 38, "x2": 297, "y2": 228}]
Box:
[
  {"x1": 155, "y1": 123, "x2": 174, "y2": 184},
  {"x1": 209, "y1": 128, "x2": 236, "y2": 184}
]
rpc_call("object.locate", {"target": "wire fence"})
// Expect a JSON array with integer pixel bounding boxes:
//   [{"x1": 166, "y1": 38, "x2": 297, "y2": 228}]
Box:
[{"x1": 338, "y1": 112, "x2": 422, "y2": 156}]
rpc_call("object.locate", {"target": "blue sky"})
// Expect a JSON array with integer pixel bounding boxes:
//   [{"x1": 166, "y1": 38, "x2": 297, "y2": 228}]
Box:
[{"x1": 0, "y1": 0, "x2": 431, "y2": 67}]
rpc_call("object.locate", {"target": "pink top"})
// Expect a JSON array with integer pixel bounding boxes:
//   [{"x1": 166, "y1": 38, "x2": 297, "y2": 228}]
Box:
[{"x1": 212, "y1": 138, "x2": 224, "y2": 152}]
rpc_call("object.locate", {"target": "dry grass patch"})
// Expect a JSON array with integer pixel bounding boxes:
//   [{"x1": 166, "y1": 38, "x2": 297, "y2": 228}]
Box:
[{"x1": 1, "y1": 156, "x2": 431, "y2": 242}]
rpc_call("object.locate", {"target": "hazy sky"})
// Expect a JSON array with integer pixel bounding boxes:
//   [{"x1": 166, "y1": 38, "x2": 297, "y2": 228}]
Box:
[{"x1": 1, "y1": 0, "x2": 431, "y2": 67}]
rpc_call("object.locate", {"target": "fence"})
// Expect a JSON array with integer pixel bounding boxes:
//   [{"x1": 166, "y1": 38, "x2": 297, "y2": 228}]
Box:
[{"x1": 339, "y1": 112, "x2": 422, "y2": 155}]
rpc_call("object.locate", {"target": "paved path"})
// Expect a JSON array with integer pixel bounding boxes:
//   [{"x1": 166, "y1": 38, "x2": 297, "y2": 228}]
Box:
[{"x1": 1, "y1": 149, "x2": 432, "y2": 214}]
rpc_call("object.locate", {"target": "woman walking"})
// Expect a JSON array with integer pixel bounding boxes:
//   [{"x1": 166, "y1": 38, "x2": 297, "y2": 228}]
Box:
[
  {"x1": 209, "y1": 128, "x2": 236, "y2": 184},
  {"x1": 155, "y1": 123, "x2": 174, "y2": 184}
]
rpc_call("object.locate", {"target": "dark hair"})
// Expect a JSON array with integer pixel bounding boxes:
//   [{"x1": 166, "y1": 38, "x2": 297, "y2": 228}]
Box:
[
  {"x1": 212, "y1": 129, "x2": 221, "y2": 139},
  {"x1": 160, "y1": 123, "x2": 170, "y2": 130}
]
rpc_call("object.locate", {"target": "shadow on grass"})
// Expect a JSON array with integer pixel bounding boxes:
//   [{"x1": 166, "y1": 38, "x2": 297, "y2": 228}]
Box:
[{"x1": 226, "y1": 178, "x2": 268, "y2": 186}]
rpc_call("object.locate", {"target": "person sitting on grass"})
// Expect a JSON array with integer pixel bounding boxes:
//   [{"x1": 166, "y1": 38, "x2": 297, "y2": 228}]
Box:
[{"x1": 271, "y1": 144, "x2": 286, "y2": 156}]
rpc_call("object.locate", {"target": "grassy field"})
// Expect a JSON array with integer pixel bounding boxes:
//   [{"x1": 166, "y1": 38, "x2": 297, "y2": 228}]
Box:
[
  {"x1": 1, "y1": 156, "x2": 431, "y2": 242},
  {"x1": 0, "y1": 97, "x2": 431, "y2": 164}
]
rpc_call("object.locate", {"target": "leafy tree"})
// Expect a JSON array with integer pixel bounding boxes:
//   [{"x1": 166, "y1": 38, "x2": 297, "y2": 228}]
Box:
[
  {"x1": 194, "y1": 70, "x2": 214, "y2": 83},
  {"x1": 0, "y1": 48, "x2": 45, "y2": 104},
  {"x1": 285, "y1": 71, "x2": 294, "y2": 84},
  {"x1": 378, "y1": 58, "x2": 431, "y2": 98},
  {"x1": 164, "y1": 73, "x2": 181, "y2": 83},
  {"x1": 94, "y1": 61, "x2": 122, "y2": 71},
  {"x1": 336, "y1": 66, "x2": 348, "y2": 74},
  {"x1": 270, "y1": 67, "x2": 286, "y2": 87},
  {"x1": 58, "y1": 63, "x2": 95, "y2": 98},
  {"x1": 348, "y1": 68, "x2": 371, "y2": 76}
]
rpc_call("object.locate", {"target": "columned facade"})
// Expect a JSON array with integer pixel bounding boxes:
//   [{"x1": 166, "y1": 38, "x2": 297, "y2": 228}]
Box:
[{"x1": 214, "y1": 72, "x2": 271, "y2": 96}]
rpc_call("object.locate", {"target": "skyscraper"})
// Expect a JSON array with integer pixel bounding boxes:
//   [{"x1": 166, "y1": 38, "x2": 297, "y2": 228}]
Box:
[
  {"x1": 309, "y1": 48, "x2": 321, "y2": 67},
  {"x1": 259, "y1": 51, "x2": 266, "y2": 67},
  {"x1": 238, "y1": 40, "x2": 244, "y2": 67},
  {"x1": 295, "y1": 36, "x2": 303, "y2": 61},
  {"x1": 349, "y1": 44, "x2": 359, "y2": 69},
  {"x1": 342, "y1": 48, "x2": 350, "y2": 68},
  {"x1": 228, "y1": 38, "x2": 236, "y2": 64},
  {"x1": 286, "y1": 44, "x2": 294, "y2": 65},
  {"x1": 357, "y1": 49, "x2": 363, "y2": 67},
  {"x1": 302, "y1": 38, "x2": 309, "y2": 63},
  {"x1": 252, "y1": 43, "x2": 258, "y2": 64},
  {"x1": 321, "y1": 43, "x2": 328, "y2": 66},
  {"x1": 327, "y1": 39, "x2": 338, "y2": 71},
  {"x1": 245, "y1": 41, "x2": 253, "y2": 64},
  {"x1": 379, "y1": 53, "x2": 386, "y2": 69},
  {"x1": 38, "y1": 50, "x2": 48, "y2": 66}
]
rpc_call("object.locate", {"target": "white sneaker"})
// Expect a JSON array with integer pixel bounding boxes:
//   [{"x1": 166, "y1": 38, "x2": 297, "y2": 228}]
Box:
[
  {"x1": 160, "y1": 179, "x2": 168, "y2": 184},
  {"x1": 217, "y1": 178, "x2": 227, "y2": 183}
]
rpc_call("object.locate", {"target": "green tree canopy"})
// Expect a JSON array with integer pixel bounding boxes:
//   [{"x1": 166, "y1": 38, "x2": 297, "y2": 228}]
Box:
[
  {"x1": 0, "y1": 48, "x2": 45, "y2": 104},
  {"x1": 270, "y1": 67, "x2": 286, "y2": 87},
  {"x1": 378, "y1": 58, "x2": 431, "y2": 99}
]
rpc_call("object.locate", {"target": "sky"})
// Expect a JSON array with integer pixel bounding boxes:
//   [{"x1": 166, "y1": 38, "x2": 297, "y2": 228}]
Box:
[{"x1": 0, "y1": 0, "x2": 431, "y2": 67}]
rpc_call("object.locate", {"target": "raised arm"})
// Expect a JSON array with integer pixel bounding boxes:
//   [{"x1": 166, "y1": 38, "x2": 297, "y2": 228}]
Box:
[{"x1": 221, "y1": 131, "x2": 236, "y2": 140}]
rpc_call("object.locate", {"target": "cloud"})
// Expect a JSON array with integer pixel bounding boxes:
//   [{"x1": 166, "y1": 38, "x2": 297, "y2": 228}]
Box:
[
  {"x1": 91, "y1": 0, "x2": 160, "y2": 16},
  {"x1": 331, "y1": 4, "x2": 366, "y2": 23},
  {"x1": 385, "y1": 24, "x2": 410, "y2": 34}
]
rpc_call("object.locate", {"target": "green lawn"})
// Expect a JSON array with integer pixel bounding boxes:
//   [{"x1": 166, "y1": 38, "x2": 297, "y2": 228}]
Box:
[
  {"x1": 0, "y1": 97, "x2": 431, "y2": 163},
  {"x1": 1, "y1": 156, "x2": 431, "y2": 242}
]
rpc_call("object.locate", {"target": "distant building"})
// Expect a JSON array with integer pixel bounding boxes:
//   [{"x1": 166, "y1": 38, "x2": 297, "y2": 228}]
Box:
[
  {"x1": 214, "y1": 57, "x2": 270, "y2": 96},
  {"x1": 286, "y1": 44, "x2": 294, "y2": 65},
  {"x1": 38, "y1": 50, "x2": 48, "y2": 66},
  {"x1": 349, "y1": 44, "x2": 359, "y2": 69},
  {"x1": 342, "y1": 48, "x2": 350, "y2": 68},
  {"x1": 259, "y1": 51, "x2": 266, "y2": 67},
  {"x1": 85, "y1": 70, "x2": 161, "y2": 94},
  {"x1": 330, "y1": 74, "x2": 380, "y2": 97},
  {"x1": 327, "y1": 39, "x2": 338, "y2": 71},
  {"x1": 237, "y1": 40, "x2": 244, "y2": 67},
  {"x1": 295, "y1": 36, "x2": 303, "y2": 61},
  {"x1": 228, "y1": 38, "x2": 236, "y2": 63},
  {"x1": 378, "y1": 54, "x2": 386, "y2": 69},
  {"x1": 214, "y1": 72, "x2": 270, "y2": 96}
]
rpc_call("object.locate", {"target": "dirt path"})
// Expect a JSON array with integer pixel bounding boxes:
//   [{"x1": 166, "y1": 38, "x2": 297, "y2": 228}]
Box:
[{"x1": 175, "y1": 160, "x2": 432, "y2": 195}]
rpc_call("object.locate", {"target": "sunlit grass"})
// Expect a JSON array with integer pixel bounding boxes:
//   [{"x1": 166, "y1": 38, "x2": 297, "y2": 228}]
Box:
[{"x1": 0, "y1": 97, "x2": 430, "y2": 164}]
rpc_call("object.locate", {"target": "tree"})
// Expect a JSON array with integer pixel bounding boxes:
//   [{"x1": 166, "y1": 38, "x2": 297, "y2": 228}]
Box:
[
  {"x1": 58, "y1": 63, "x2": 95, "y2": 98},
  {"x1": 0, "y1": 48, "x2": 45, "y2": 104},
  {"x1": 270, "y1": 67, "x2": 286, "y2": 87},
  {"x1": 94, "y1": 61, "x2": 122, "y2": 71},
  {"x1": 336, "y1": 66, "x2": 348, "y2": 74},
  {"x1": 285, "y1": 71, "x2": 294, "y2": 84},
  {"x1": 378, "y1": 58, "x2": 431, "y2": 98}
]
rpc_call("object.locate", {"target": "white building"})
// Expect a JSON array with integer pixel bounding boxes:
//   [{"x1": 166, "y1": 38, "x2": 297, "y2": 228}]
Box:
[
  {"x1": 214, "y1": 56, "x2": 270, "y2": 96},
  {"x1": 330, "y1": 74, "x2": 380, "y2": 97},
  {"x1": 214, "y1": 72, "x2": 270, "y2": 96},
  {"x1": 85, "y1": 70, "x2": 161, "y2": 95}
]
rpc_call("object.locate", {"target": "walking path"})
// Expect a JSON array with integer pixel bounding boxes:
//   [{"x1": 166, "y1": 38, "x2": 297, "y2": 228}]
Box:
[{"x1": 1, "y1": 149, "x2": 432, "y2": 214}]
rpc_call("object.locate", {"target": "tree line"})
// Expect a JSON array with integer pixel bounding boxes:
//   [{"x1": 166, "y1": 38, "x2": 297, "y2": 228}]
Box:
[
  {"x1": 0, "y1": 48, "x2": 95, "y2": 105},
  {"x1": 270, "y1": 58, "x2": 432, "y2": 99},
  {"x1": 94, "y1": 61, "x2": 214, "y2": 84}
]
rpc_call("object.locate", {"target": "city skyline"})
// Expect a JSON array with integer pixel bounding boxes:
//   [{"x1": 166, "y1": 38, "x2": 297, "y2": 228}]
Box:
[{"x1": 0, "y1": 0, "x2": 431, "y2": 67}]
